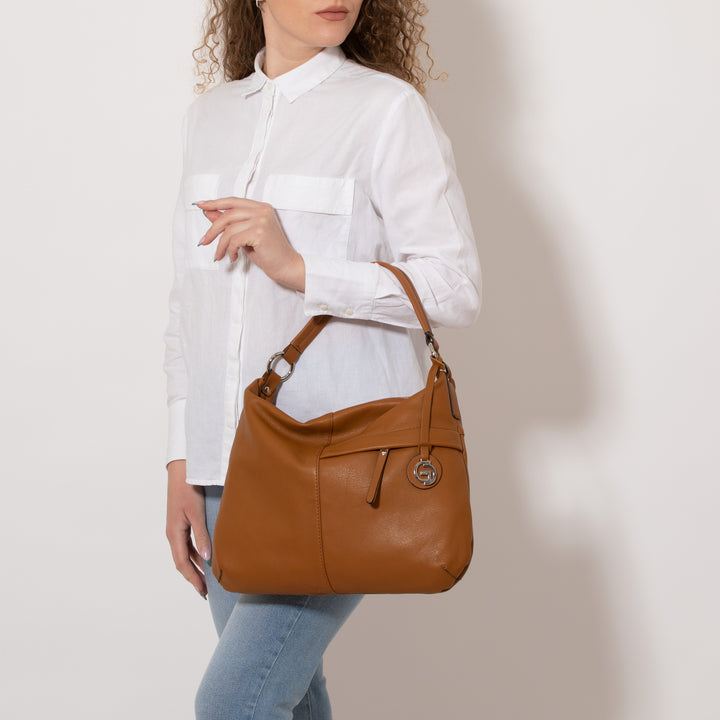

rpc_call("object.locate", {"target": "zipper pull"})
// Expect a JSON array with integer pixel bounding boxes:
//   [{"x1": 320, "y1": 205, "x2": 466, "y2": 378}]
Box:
[{"x1": 366, "y1": 449, "x2": 389, "y2": 505}]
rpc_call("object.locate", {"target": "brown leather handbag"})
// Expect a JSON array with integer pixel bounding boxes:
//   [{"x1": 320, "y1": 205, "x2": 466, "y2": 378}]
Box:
[{"x1": 211, "y1": 262, "x2": 473, "y2": 594}]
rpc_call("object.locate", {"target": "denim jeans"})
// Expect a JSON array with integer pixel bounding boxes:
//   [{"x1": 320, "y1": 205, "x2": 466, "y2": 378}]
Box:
[{"x1": 195, "y1": 485, "x2": 364, "y2": 720}]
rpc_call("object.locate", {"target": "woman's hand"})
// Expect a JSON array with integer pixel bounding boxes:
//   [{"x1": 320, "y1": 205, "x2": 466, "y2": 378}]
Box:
[
  {"x1": 196, "y1": 198, "x2": 306, "y2": 292},
  {"x1": 166, "y1": 460, "x2": 212, "y2": 599}
]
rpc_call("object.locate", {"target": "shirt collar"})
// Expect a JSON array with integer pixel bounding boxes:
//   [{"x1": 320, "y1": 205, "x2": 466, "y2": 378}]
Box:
[{"x1": 241, "y1": 45, "x2": 346, "y2": 102}]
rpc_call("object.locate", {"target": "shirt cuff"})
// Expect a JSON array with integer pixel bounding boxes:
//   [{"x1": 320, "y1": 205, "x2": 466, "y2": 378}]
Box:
[
  {"x1": 166, "y1": 398, "x2": 187, "y2": 467},
  {"x1": 301, "y1": 255, "x2": 380, "y2": 319}
]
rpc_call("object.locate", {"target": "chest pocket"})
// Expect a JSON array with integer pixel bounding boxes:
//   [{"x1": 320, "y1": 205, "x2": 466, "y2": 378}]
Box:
[
  {"x1": 263, "y1": 174, "x2": 355, "y2": 259},
  {"x1": 183, "y1": 173, "x2": 221, "y2": 270}
]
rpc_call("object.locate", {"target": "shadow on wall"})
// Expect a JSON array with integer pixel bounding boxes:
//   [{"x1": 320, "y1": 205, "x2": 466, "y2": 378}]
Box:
[{"x1": 327, "y1": 2, "x2": 627, "y2": 719}]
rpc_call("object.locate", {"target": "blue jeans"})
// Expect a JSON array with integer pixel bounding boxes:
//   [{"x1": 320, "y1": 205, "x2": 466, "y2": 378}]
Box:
[{"x1": 196, "y1": 485, "x2": 364, "y2": 720}]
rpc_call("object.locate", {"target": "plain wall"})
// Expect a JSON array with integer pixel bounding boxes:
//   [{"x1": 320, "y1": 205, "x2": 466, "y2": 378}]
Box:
[{"x1": 1, "y1": 1, "x2": 717, "y2": 718}]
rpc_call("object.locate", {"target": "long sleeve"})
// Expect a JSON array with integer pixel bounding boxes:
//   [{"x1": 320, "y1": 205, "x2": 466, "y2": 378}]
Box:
[
  {"x1": 162, "y1": 112, "x2": 189, "y2": 468},
  {"x1": 301, "y1": 89, "x2": 482, "y2": 329}
]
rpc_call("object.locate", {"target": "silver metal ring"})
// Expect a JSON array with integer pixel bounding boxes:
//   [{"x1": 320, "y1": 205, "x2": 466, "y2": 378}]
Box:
[{"x1": 266, "y1": 351, "x2": 294, "y2": 381}]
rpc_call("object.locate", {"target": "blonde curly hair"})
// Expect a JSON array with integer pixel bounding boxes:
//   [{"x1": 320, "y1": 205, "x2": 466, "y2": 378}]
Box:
[{"x1": 192, "y1": 0, "x2": 445, "y2": 96}]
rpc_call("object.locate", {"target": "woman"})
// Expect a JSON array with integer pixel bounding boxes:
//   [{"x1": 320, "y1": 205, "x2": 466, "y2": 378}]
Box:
[{"x1": 164, "y1": 1, "x2": 482, "y2": 718}]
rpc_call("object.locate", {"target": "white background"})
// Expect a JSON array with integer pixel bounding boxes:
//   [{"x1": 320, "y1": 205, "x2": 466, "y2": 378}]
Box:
[{"x1": 1, "y1": 1, "x2": 718, "y2": 718}]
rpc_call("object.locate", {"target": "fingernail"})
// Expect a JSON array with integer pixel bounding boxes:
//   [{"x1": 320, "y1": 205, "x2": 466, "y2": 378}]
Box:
[
  {"x1": 214, "y1": 257, "x2": 219, "y2": 262},
  {"x1": 198, "y1": 590, "x2": 207, "y2": 600},
  {"x1": 191, "y1": 201, "x2": 204, "y2": 206},
  {"x1": 201, "y1": 547, "x2": 211, "y2": 561},
  {"x1": 197, "y1": 237, "x2": 205, "y2": 246}
]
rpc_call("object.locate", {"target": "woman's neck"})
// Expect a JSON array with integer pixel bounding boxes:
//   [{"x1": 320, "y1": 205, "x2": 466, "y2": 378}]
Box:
[{"x1": 262, "y1": 41, "x2": 324, "y2": 79}]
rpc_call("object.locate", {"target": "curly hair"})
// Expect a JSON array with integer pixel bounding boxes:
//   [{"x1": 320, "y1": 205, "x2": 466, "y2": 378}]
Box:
[{"x1": 192, "y1": 0, "x2": 445, "y2": 96}]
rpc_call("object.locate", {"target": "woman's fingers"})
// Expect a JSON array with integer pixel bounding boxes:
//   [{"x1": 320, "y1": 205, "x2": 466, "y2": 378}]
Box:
[
  {"x1": 188, "y1": 543, "x2": 204, "y2": 569},
  {"x1": 193, "y1": 196, "x2": 303, "y2": 289},
  {"x1": 215, "y1": 221, "x2": 255, "y2": 262},
  {"x1": 197, "y1": 198, "x2": 262, "y2": 245},
  {"x1": 190, "y1": 511, "x2": 213, "y2": 563},
  {"x1": 167, "y1": 520, "x2": 207, "y2": 597},
  {"x1": 201, "y1": 208, "x2": 222, "y2": 224},
  {"x1": 166, "y1": 465, "x2": 210, "y2": 598},
  {"x1": 198, "y1": 207, "x2": 252, "y2": 246},
  {"x1": 197, "y1": 197, "x2": 259, "y2": 212}
]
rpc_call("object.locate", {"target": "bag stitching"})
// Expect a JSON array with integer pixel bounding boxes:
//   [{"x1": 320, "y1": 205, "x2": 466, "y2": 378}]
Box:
[{"x1": 315, "y1": 418, "x2": 336, "y2": 593}]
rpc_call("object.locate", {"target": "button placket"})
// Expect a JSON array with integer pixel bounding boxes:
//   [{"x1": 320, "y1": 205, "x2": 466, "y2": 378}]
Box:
[
  {"x1": 224, "y1": 81, "x2": 279, "y2": 439},
  {"x1": 237, "y1": 82, "x2": 278, "y2": 198}
]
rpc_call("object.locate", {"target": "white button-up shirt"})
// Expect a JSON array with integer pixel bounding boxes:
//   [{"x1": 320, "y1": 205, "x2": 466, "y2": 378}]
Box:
[{"x1": 163, "y1": 45, "x2": 482, "y2": 485}]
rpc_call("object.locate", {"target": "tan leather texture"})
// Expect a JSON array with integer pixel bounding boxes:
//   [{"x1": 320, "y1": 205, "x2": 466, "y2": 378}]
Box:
[{"x1": 211, "y1": 263, "x2": 474, "y2": 594}]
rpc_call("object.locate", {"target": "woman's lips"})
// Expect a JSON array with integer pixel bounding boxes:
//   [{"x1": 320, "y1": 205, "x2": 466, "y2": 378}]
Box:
[{"x1": 317, "y1": 10, "x2": 348, "y2": 21}]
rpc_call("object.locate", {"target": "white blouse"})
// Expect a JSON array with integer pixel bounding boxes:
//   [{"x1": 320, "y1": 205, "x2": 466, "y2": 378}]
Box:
[{"x1": 163, "y1": 45, "x2": 482, "y2": 486}]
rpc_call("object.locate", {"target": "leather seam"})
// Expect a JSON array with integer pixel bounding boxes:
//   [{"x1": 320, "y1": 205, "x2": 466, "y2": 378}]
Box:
[
  {"x1": 442, "y1": 565, "x2": 458, "y2": 580},
  {"x1": 316, "y1": 416, "x2": 336, "y2": 593}
]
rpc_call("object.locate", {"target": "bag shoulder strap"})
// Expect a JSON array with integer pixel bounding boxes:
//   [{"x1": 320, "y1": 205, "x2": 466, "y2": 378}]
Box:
[
  {"x1": 373, "y1": 262, "x2": 435, "y2": 340},
  {"x1": 259, "y1": 262, "x2": 441, "y2": 399}
]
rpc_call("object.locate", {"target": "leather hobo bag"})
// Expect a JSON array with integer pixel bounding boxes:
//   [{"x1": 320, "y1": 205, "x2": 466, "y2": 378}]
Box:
[{"x1": 211, "y1": 262, "x2": 474, "y2": 594}]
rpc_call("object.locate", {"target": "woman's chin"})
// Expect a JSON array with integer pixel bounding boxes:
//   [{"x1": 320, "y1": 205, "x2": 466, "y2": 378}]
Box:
[{"x1": 309, "y1": 24, "x2": 353, "y2": 46}]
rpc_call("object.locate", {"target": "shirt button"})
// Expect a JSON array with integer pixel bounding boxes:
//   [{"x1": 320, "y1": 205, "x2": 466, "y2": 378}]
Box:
[
  {"x1": 344, "y1": 308, "x2": 354, "y2": 316},
  {"x1": 320, "y1": 303, "x2": 329, "y2": 311}
]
